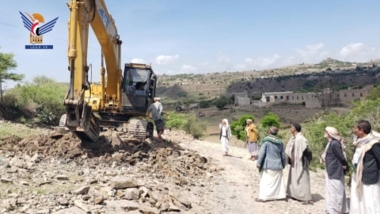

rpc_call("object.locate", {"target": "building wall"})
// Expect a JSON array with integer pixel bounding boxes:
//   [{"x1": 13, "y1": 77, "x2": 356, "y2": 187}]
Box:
[
  {"x1": 339, "y1": 85, "x2": 373, "y2": 103},
  {"x1": 305, "y1": 98, "x2": 322, "y2": 108},
  {"x1": 260, "y1": 85, "x2": 374, "y2": 108},
  {"x1": 236, "y1": 97, "x2": 251, "y2": 106},
  {"x1": 234, "y1": 92, "x2": 249, "y2": 105},
  {"x1": 261, "y1": 91, "x2": 293, "y2": 103},
  {"x1": 262, "y1": 91, "x2": 316, "y2": 104},
  {"x1": 287, "y1": 92, "x2": 317, "y2": 104},
  {"x1": 261, "y1": 90, "x2": 339, "y2": 108}
]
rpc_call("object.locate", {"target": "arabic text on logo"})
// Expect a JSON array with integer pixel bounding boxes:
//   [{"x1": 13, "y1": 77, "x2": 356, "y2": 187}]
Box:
[{"x1": 19, "y1": 11, "x2": 59, "y2": 50}]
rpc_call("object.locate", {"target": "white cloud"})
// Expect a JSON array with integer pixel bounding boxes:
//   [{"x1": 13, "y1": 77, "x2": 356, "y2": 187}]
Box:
[
  {"x1": 163, "y1": 70, "x2": 176, "y2": 75},
  {"x1": 180, "y1": 64, "x2": 198, "y2": 73},
  {"x1": 155, "y1": 55, "x2": 179, "y2": 65},
  {"x1": 236, "y1": 54, "x2": 281, "y2": 70},
  {"x1": 338, "y1": 43, "x2": 370, "y2": 62},
  {"x1": 296, "y1": 43, "x2": 324, "y2": 57},
  {"x1": 336, "y1": 43, "x2": 380, "y2": 62},
  {"x1": 281, "y1": 56, "x2": 296, "y2": 65},
  {"x1": 130, "y1": 58, "x2": 145, "y2": 63},
  {"x1": 295, "y1": 43, "x2": 329, "y2": 63},
  {"x1": 201, "y1": 62, "x2": 209, "y2": 66},
  {"x1": 340, "y1": 43, "x2": 365, "y2": 58},
  {"x1": 217, "y1": 52, "x2": 230, "y2": 62}
]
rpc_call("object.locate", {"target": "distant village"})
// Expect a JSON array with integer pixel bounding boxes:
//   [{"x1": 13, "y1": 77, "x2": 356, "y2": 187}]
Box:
[{"x1": 232, "y1": 85, "x2": 374, "y2": 109}]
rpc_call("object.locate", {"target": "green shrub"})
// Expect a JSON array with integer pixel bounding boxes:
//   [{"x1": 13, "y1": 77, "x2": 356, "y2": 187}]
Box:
[
  {"x1": 214, "y1": 96, "x2": 230, "y2": 110},
  {"x1": 6, "y1": 75, "x2": 67, "y2": 125},
  {"x1": 164, "y1": 111, "x2": 207, "y2": 139},
  {"x1": 302, "y1": 98, "x2": 380, "y2": 171},
  {"x1": 164, "y1": 112, "x2": 187, "y2": 129},
  {"x1": 199, "y1": 100, "x2": 213, "y2": 108},
  {"x1": 181, "y1": 114, "x2": 207, "y2": 139},
  {"x1": 230, "y1": 114, "x2": 256, "y2": 141},
  {"x1": 260, "y1": 112, "x2": 280, "y2": 129}
]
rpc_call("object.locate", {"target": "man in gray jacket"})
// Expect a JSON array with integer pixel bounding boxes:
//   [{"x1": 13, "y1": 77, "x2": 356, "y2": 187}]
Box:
[
  {"x1": 146, "y1": 97, "x2": 169, "y2": 141},
  {"x1": 255, "y1": 126, "x2": 287, "y2": 202}
]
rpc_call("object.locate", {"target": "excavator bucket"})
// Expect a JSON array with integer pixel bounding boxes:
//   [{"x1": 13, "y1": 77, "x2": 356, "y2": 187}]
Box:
[
  {"x1": 64, "y1": 101, "x2": 100, "y2": 142},
  {"x1": 50, "y1": 114, "x2": 70, "y2": 139}
]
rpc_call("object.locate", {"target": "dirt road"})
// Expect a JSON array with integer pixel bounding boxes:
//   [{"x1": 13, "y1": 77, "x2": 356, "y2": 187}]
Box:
[{"x1": 178, "y1": 138, "x2": 337, "y2": 214}]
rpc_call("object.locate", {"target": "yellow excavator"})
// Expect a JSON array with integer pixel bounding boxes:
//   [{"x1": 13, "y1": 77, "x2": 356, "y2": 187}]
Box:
[{"x1": 62, "y1": 0, "x2": 156, "y2": 142}]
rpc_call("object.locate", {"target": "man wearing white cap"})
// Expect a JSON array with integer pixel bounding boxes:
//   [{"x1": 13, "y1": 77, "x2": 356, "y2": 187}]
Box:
[{"x1": 147, "y1": 97, "x2": 169, "y2": 141}]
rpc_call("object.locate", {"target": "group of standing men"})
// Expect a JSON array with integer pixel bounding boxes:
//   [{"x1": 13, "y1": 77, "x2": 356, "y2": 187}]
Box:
[{"x1": 219, "y1": 118, "x2": 380, "y2": 214}]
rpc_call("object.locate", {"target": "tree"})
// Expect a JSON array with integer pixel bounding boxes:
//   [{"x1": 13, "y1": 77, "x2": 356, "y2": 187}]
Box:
[
  {"x1": 366, "y1": 85, "x2": 380, "y2": 101},
  {"x1": 215, "y1": 96, "x2": 228, "y2": 110},
  {"x1": 0, "y1": 48, "x2": 24, "y2": 102},
  {"x1": 6, "y1": 75, "x2": 67, "y2": 125},
  {"x1": 260, "y1": 112, "x2": 280, "y2": 129},
  {"x1": 230, "y1": 114, "x2": 256, "y2": 141}
]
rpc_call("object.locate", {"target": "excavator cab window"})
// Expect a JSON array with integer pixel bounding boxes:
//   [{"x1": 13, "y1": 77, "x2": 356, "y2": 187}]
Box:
[
  {"x1": 125, "y1": 68, "x2": 150, "y2": 90},
  {"x1": 123, "y1": 67, "x2": 150, "y2": 93}
]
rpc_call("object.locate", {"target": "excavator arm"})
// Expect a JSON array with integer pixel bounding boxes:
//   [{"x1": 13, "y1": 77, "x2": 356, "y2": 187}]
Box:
[{"x1": 64, "y1": 0, "x2": 122, "y2": 142}]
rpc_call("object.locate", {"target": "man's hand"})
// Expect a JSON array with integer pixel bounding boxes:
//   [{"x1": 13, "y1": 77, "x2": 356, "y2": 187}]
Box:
[
  {"x1": 343, "y1": 165, "x2": 347, "y2": 170},
  {"x1": 256, "y1": 165, "x2": 260, "y2": 169}
]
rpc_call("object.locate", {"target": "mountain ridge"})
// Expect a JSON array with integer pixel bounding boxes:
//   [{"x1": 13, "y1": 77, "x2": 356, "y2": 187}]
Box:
[{"x1": 156, "y1": 58, "x2": 380, "y2": 102}]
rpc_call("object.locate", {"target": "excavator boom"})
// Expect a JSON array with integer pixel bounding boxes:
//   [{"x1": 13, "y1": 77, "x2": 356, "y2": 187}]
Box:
[
  {"x1": 64, "y1": 0, "x2": 122, "y2": 142},
  {"x1": 63, "y1": 0, "x2": 155, "y2": 143}
]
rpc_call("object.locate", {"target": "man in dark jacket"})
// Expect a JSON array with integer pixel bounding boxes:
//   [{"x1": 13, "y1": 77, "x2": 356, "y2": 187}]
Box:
[
  {"x1": 350, "y1": 119, "x2": 380, "y2": 214},
  {"x1": 320, "y1": 126, "x2": 349, "y2": 214}
]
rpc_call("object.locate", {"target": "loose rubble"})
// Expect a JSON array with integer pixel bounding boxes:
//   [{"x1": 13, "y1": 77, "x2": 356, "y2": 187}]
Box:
[{"x1": 0, "y1": 130, "x2": 222, "y2": 213}]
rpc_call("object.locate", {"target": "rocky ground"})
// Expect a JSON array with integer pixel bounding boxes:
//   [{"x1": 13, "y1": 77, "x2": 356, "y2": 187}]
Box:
[{"x1": 0, "y1": 122, "x2": 351, "y2": 214}]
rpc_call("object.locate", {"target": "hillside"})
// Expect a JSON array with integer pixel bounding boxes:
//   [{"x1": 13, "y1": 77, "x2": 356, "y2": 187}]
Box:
[
  {"x1": 156, "y1": 58, "x2": 380, "y2": 102},
  {"x1": 227, "y1": 67, "x2": 380, "y2": 96}
]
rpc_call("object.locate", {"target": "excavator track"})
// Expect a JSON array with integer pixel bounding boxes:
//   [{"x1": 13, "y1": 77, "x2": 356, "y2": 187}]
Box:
[{"x1": 126, "y1": 119, "x2": 154, "y2": 142}]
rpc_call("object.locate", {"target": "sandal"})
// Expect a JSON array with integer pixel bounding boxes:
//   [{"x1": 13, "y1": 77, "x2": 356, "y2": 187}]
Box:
[
  {"x1": 255, "y1": 198, "x2": 266, "y2": 203},
  {"x1": 302, "y1": 201, "x2": 314, "y2": 205}
]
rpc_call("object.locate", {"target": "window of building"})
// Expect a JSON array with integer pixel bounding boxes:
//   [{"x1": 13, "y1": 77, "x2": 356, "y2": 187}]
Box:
[
  {"x1": 280, "y1": 96, "x2": 283, "y2": 99},
  {"x1": 352, "y1": 93, "x2": 355, "y2": 97},
  {"x1": 360, "y1": 93, "x2": 363, "y2": 97}
]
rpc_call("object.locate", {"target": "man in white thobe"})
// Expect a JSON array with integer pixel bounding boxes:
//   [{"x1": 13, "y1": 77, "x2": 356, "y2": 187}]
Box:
[
  {"x1": 350, "y1": 119, "x2": 380, "y2": 214},
  {"x1": 285, "y1": 122, "x2": 314, "y2": 205}
]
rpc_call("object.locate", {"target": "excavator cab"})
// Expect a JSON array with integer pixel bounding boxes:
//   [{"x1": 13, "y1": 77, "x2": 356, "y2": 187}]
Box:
[{"x1": 122, "y1": 63, "x2": 156, "y2": 113}]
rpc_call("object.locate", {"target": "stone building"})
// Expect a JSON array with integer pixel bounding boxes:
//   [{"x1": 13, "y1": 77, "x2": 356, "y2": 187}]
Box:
[
  {"x1": 339, "y1": 85, "x2": 374, "y2": 104},
  {"x1": 260, "y1": 85, "x2": 373, "y2": 108},
  {"x1": 234, "y1": 91, "x2": 251, "y2": 106},
  {"x1": 261, "y1": 91, "x2": 293, "y2": 103}
]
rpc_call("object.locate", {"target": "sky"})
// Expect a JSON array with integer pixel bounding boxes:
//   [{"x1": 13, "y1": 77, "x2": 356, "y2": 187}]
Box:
[{"x1": 0, "y1": 0, "x2": 380, "y2": 89}]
